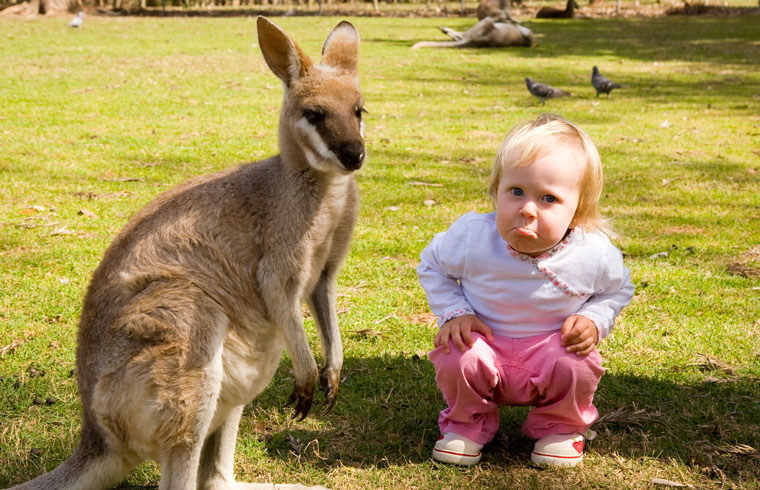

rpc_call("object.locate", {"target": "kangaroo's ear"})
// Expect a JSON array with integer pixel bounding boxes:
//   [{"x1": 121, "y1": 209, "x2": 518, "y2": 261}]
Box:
[
  {"x1": 257, "y1": 16, "x2": 313, "y2": 86},
  {"x1": 321, "y1": 21, "x2": 359, "y2": 74}
]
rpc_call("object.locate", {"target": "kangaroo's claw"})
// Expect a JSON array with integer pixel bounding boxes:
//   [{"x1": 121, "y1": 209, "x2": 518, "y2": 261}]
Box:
[
  {"x1": 286, "y1": 382, "x2": 314, "y2": 421},
  {"x1": 319, "y1": 367, "x2": 340, "y2": 413}
]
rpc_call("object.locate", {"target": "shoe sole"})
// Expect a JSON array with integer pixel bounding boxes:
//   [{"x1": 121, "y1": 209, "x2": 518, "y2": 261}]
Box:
[
  {"x1": 530, "y1": 451, "x2": 583, "y2": 467},
  {"x1": 432, "y1": 447, "x2": 481, "y2": 465}
]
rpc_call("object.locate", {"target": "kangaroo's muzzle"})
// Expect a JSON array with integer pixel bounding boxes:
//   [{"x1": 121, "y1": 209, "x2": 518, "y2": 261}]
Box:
[{"x1": 338, "y1": 141, "x2": 365, "y2": 171}]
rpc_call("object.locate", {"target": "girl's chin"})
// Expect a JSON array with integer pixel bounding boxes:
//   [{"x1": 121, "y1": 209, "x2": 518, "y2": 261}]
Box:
[{"x1": 508, "y1": 239, "x2": 550, "y2": 258}]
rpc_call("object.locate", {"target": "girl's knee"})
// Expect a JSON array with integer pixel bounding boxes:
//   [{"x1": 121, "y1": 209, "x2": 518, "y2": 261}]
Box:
[
  {"x1": 431, "y1": 335, "x2": 497, "y2": 379},
  {"x1": 550, "y1": 351, "x2": 604, "y2": 389}
]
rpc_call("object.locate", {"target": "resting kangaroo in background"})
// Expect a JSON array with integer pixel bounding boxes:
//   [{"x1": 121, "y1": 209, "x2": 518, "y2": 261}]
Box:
[
  {"x1": 7, "y1": 16, "x2": 364, "y2": 490},
  {"x1": 411, "y1": 16, "x2": 533, "y2": 49},
  {"x1": 536, "y1": 0, "x2": 579, "y2": 18}
]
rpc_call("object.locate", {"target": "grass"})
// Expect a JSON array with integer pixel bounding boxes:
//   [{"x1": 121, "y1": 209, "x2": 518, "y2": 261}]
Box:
[{"x1": 1, "y1": 7, "x2": 759, "y2": 490}]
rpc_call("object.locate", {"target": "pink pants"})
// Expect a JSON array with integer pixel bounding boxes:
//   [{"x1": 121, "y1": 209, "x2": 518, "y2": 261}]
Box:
[{"x1": 429, "y1": 331, "x2": 604, "y2": 445}]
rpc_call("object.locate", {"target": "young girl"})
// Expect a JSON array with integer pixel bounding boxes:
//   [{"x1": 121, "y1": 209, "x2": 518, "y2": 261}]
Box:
[{"x1": 417, "y1": 114, "x2": 634, "y2": 467}]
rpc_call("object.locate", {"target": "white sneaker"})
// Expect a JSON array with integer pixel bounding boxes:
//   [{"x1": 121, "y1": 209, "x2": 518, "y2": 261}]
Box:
[
  {"x1": 530, "y1": 431, "x2": 595, "y2": 467},
  {"x1": 432, "y1": 432, "x2": 483, "y2": 465}
]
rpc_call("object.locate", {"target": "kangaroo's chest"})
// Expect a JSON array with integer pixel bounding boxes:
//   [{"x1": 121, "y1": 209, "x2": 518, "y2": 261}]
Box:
[{"x1": 302, "y1": 178, "x2": 356, "y2": 285}]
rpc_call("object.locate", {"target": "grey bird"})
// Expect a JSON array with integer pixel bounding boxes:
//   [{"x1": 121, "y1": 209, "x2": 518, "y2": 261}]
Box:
[
  {"x1": 592, "y1": 66, "x2": 621, "y2": 97},
  {"x1": 68, "y1": 11, "x2": 84, "y2": 28},
  {"x1": 525, "y1": 77, "x2": 570, "y2": 105}
]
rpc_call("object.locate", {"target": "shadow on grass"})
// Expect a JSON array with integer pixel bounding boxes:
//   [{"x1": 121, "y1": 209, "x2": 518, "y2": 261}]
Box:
[
  {"x1": 400, "y1": 16, "x2": 760, "y2": 68},
  {"x1": 251, "y1": 353, "x2": 760, "y2": 484},
  {"x1": 1, "y1": 352, "x2": 758, "y2": 487}
]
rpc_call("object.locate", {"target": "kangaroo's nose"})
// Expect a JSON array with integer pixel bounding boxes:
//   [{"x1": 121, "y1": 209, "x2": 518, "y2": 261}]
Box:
[{"x1": 338, "y1": 141, "x2": 364, "y2": 171}]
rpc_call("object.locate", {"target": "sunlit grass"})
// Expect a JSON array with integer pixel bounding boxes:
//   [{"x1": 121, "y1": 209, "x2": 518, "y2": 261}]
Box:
[{"x1": 1, "y1": 10, "x2": 759, "y2": 490}]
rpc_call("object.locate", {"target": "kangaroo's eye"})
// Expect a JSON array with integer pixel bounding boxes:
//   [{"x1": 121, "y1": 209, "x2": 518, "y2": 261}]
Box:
[
  {"x1": 356, "y1": 107, "x2": 367, "y2": 120},
  {"x1": 303, "y1": 109, "x2": 325, "y2": 125}
]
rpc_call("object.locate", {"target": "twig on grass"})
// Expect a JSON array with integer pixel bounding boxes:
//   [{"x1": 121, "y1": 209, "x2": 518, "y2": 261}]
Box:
[
  {"x1": 596, "y1": 404, "x2": 660, "y2": 427},
  {"x1": 691, "y1": 353, "x2": 737, "y2": 375}
]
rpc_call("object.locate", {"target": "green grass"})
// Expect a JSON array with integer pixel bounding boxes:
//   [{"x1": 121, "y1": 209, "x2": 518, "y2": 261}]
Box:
[{"x1": 1, "y1": 9, "x2": 759, "y2": 490}]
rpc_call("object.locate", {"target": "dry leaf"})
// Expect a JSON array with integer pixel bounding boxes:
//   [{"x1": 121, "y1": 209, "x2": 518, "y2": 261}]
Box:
[
  {"x1": 78, "y1": 208, "x2": 99, "y2": 219},
  {"x1": 104, "y1": 177, "x2": 143, "y2": 183},
  {"x1": 0, "y1": 339, "x2": 21, "y2": 357},
  {"x1": 285, "y1": 434, "x2": 303, "y2": 455},
  {"x1": 651, "y1": 478, "x2": 693, "y2": 488},
  {"x1": 51, "y1": 226, "x2": 74, "y2": 236}
]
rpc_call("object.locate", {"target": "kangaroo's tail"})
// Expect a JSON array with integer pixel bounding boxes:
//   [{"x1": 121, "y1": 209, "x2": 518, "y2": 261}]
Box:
[{"x1": 7, "y1": 424, "x2": 131, "y2": 490}]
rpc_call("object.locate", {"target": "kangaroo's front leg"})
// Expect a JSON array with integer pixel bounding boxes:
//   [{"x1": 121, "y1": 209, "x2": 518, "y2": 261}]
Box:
[
  {"x1": 259, "y1": 272, "x2": 318, "y2": 420},
  {"x1": 280, "y1": 303, "x2": 318, "y2": 420},
  {"x1": 308, "y1": 269, "x2": 343, "y2": 411}
]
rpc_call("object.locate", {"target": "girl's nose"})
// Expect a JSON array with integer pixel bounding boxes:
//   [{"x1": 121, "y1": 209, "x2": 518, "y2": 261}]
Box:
[{"x1": 520, "y1": 201, "x2": 538, "y2": 218}]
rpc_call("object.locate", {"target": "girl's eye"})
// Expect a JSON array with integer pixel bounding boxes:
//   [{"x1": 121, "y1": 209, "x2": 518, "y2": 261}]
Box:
[
  {"x1": 543, "y1": 195, "x2": 557, "y2": 203},
  {"x1": 303, "y1": 109, "x2": 325, "y2": 125},
  {"x1": 510, "y1": 187, "x2": 523, "y2": 197}
]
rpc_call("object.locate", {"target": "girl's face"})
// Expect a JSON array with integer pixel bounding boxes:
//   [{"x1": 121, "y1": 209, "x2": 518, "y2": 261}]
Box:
[{"x1": 495, "y1": 148, "x2": 582, "y2": 257}]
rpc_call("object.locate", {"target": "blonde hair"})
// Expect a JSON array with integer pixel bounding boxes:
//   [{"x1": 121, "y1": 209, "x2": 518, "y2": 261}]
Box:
[{"x1": 487, "y1": 113, "x2": 605, "y2": 232}]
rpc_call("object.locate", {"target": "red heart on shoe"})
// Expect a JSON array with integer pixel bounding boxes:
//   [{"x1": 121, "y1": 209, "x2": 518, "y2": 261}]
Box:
[{"x1": 572, "y1": 440, "x2": 584, "y2": 453}]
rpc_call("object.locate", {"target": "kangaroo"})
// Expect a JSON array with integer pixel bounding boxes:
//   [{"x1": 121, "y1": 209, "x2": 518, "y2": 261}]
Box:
[
  {"x1": 411, "y1": 16, "x2": 533, "y2": 49},
  {"x1": 6, "y1": 16, "x2": 364, "y2": 490},
  {"x1": 536, "y1": 0, "x2": 579, "y2": 18},
  {"x1": 476, "y1": 0, "x2": 517, "y2": 23}
]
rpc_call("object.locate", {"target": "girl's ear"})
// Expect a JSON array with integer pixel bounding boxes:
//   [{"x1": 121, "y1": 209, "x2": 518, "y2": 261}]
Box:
[{"x1": 569, "y1": 211, "x2": 581, "y2": 230}]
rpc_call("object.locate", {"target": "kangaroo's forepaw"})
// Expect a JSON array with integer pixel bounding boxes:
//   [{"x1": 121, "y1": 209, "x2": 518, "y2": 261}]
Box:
[
  {"x1": 286, "y1": 381, "x2": 314, "y2": 421},
  {"x1": 319, "y1": 367, "x2": 341, "y2": 413}
]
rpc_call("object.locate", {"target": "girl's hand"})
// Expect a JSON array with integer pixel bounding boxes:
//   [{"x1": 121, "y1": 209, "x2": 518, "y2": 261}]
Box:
[
  {"x1": 434, "y1": 314, "x2": 494, "y2": 354},
  {"x1": 561, "y1": 315, "x2": 598, "y2": 357}
]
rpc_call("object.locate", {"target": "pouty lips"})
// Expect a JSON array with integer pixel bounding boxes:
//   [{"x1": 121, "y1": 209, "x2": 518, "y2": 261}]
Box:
[{"x1": 516, "y1": 227, "x2": 537, "y2": 237}]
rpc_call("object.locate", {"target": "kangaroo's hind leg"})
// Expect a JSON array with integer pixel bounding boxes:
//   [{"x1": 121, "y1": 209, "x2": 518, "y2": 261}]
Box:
[
  {"x1": 197, "y1": 405, "x2": 331, "y2": 490},
  {"x1": 97, "y1": 279, "x2": 229, "y2": 489},
  {"x1": 197, "y1": 404, "x2": 244, "y2": 489},
  {"x1": 438, "y1": 26, "x2": 464, "y2": 41}
]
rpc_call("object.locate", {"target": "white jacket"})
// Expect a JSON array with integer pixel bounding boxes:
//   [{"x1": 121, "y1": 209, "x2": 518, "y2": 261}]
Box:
[{"x1": 417, "y1": 212, "x2": 634, "y2": 340}]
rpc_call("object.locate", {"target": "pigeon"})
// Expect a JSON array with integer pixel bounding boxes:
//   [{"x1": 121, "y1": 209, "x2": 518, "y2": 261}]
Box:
[
  {"x1": 68, "y1": 11, "x2": 84, "y2": 28},
  {"x1": 525, "y1": 77, "x2": 570, "y2": 105},
  {"x1": 591, "y1": 66, "x2": 621, "y2": 97}
]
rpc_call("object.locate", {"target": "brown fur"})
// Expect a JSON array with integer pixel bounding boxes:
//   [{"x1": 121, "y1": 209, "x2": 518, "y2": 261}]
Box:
[
  {"x1": 476, "y1": 0, "x2": 516, "y2": 22},
  {"x1": 7, "y1": 17, "x2": 363, "y2": 490},
  {"x1": 536, "y1": 0, "x2": 580, "y2": 18}
]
